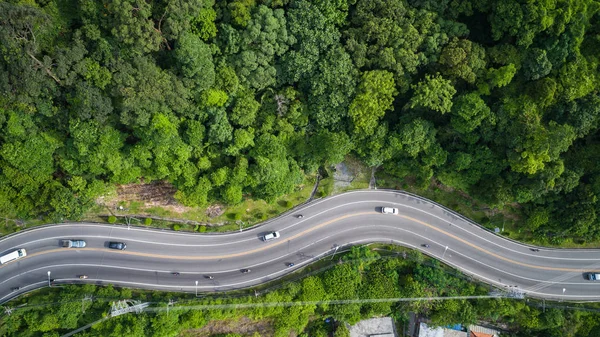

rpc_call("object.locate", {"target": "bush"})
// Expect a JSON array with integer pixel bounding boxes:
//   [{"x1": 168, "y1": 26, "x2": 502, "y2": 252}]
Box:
[
  {"x1": 144, "y1": 218, "x2": 152, "y2": 225},
  {"x1": 234, "y1": 212, "x2": 242, "y2": 220},
  {"x1": 198, "y1": 225, "x2": 207, "y2": 233},
  {"x1": 285, "y1": 200, "x2": 293, "y2": 208},
  {"x1": 108, "y1": 216, "x2": 117, "y2": 224},
  {"x1": 173, "y1": 224, "x2": 181, "y2": 231}
]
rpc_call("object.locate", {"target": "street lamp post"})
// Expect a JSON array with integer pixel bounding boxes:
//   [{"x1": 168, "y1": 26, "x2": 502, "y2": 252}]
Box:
[
  {"x1": 442, "y1": 246, "x2": 449, "y2": 258},
  {"x1": 195, "y1": 280, "x2": 198, "y2": 297},
  {"x1": 47, "y1": 271, "x2": 51, "y2": 287}
]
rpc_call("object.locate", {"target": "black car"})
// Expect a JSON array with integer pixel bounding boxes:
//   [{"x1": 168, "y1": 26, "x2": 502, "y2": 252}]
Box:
[
  {"x1": 241, "y1": 269, "x2": 251, "y2": 274},
  {"x1": 11, "y1": 287, "x2": 20, "y2": 292},
  {"x1": 108, "y1": 241, "x2": 127, "y2": 250}
]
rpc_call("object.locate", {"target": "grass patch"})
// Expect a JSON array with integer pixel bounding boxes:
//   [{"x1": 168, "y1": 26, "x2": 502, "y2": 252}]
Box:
[
  {"x1": 376, "y1": 172, "x2": 529, "y2": 240},
  {"x1": 316, "y1": 176, "x2": 334, "y2": 198}
]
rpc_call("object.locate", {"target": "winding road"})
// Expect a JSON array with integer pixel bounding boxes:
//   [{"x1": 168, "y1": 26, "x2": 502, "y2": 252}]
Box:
[{"x1": 1, "y1": 190, "x2": 599, "y2": 304}]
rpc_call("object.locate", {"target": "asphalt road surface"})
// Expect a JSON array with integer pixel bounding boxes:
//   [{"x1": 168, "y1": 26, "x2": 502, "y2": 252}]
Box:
[{"x1": 1, "y1": 190, "x2": 599, "y2": 304}]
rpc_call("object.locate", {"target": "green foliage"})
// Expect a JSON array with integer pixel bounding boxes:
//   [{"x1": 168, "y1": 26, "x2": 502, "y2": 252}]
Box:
[
  {"x1": 173, "y1": 224, "x2": 181, "y2": 231},
  {"x1": 349, "y1": 70, "x2": 397, "y2": 137},
  {"x1": 230, "y1": 5, "x2": 294, "y2": 91},
  {"x1": 439, "y1": 38, "x2": 486, "y2": 83},
  {"x1": 108, "y1": 216, "x2": 117, "y2": 224},
  {"x1": 0, "y1": 0, "x2": 599, "y2": 243},
  {"x1": 175, "y1": 31, "x2": 215, "y2": 92},
  {"x1": 144, "y1": 218, "x2": 152, "y2": 226},
  {"x1": 228, "y1": 0, "x2": 256, "y2": 27},
  {"x1": 104, "y1": 0, "x2": 162, "y2": 53},
  {"x1": 523, "y1": 48, "x2": 552, "y2": 81},
  {"x1": 190, "y1": 1, "x2": 218, "y2": 40},
  {"x1": 451, "y1": 93, "x2": 493, "y2": 136},
  {"x1": 409, "y1": 74, "x2": 457, "y2": 114}
]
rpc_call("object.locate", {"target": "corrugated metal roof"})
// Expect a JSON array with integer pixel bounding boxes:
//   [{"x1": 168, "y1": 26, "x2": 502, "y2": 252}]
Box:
[{"x1": 468, "y1": 324, "x2": 500, "y2": 337}]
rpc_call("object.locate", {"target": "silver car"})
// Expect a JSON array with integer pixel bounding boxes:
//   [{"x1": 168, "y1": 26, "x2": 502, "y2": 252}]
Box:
[
  {"x1": 262, "y1": 231, "x2": 280, "y2": 241},
  {"x1": 381, "y1": 207, "x2": 398, "y2": 215}
]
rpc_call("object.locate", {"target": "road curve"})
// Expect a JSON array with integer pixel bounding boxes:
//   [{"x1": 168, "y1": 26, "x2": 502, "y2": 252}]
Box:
[{"x1": 1, "y1": 190, "x2": 599, "y2": 304}]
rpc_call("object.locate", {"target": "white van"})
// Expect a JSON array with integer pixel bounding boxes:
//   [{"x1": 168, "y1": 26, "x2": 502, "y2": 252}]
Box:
[{"x1": 0, "y1": 249, "x2": 27, "y2": 264}]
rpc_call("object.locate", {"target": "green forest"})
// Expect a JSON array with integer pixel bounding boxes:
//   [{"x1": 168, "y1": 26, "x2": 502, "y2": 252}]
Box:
[
  {"x1": 1, "y1": 0, "x2": 600, "y2": 239},
  {"x1": 3, "y1": 247, "x2": 600, "y2": 337}
]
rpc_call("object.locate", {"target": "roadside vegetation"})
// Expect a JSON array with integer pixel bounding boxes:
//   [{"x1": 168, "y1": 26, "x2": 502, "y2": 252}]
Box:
[{"x1": 2, "y1": 246, "x2": 598, "y2": 337}]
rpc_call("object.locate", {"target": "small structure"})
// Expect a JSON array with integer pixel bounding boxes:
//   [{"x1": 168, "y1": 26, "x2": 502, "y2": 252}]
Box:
[
  {"x1": 416, "y1": 323, "x2": 501, "y2": 337},
  {"x1": 417, "y1": 323, "x2": 466, "y2": 337},
  {"x1": 350, "y1": 317, "x2": 397, "y2": 337},
  {"x1": 467, "y1": 324, "x2": 501, "y2": 337}
]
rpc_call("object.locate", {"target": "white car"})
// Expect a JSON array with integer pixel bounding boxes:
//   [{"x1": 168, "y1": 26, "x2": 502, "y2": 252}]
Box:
[
  {"x1": 263, "y1": 231, "x2": 280, "y2": 241},
  {"x1": 586, "y1": 273, "x2": 600, "y2": 281},
  {"x1": 382, "y1": 207, "x2": 398, "y2": 215}
]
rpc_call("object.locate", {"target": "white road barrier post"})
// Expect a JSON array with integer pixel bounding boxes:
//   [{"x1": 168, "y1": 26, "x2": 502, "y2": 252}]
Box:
[
  {"x1": 330, "y1": 244, "x2": 339, "y2": 260},
  {"x1": 195, "y1": 280, "x2": 198, "y2": 297},
  {"x1": 47, "y1": 271, "x2": 51, "y2": 287}
]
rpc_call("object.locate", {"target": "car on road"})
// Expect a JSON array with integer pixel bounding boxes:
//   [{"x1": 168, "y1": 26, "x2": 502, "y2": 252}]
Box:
[
  {"x1": 0, "y1": 249, "x2": 26, "y2": 265},
  {"x1": 381, "y1": 207, "x2": 398, "y2": 215},
  {"x1": 241, "y1": 269, "x2": 251, "y2": 273},
  {"x1": 108, "y1": 241, "x2": 127, "y2": 250},
  {"x1": 262, "y1": 231, "x2": 280, "y2": 241},
  {"x1": 586, "y1": 273, "x2": 600, "y2": 281},
  {"x1": 11, "y1": 287, "x2": 20, "y2": 292},
  {"x1": 62, "y1": 240, "x2": 86, "y2": 248}
]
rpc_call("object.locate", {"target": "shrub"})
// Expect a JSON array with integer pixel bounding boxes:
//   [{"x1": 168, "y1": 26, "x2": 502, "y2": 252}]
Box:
[
  {"x1": 173, "y1": 224, "x2": 181, "y2": 231},
  {"x1": 108, "y1": 216, "x2": 117, "y2": 224},
  {"x1": 144, "y1": 218, "x2": 152, "y2": 226},
  {"x1": 234, "y1": 212, "x2": 242, "y2": 220},
  {"x1": 198, "y1": 225, "x2": 207, "y2": 233},
  {"x1": 285, "y1": 200, "x2": 292, "y2": 208}
]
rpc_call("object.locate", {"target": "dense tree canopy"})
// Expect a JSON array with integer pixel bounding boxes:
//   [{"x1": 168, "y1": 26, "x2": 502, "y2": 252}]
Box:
[{"x1": 0, "y1": 0, "x2": 600, "y2": 242}]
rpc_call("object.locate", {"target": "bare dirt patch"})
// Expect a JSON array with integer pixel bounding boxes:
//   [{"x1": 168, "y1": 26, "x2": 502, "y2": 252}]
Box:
[
  {"x1": 180, "y1": 317, "x2": 274, "y2": 337},
  {"x1": 332, "y1": 157, "x2": 369, "y2": 193},
  {"x1": 97, "y1": 180, "x2": 193, "y2": 214},
  {"x1": 205, "y1": 205, "x2": 225, "y2": 218}
]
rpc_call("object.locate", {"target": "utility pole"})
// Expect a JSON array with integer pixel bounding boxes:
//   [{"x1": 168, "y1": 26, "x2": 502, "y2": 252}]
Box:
[
  {"x1": 167, "y1": 299, "x2": 174, "y2": 316},
  {"x1": 82, "y1": 295, "x2": 93, "y2": 313}
]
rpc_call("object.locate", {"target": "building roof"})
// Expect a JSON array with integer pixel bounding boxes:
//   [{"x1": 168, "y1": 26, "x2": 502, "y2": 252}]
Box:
[
  {"x1": 470, "y1": 332, "x2": 494, "y2": 337},
  {"x1": 350, "y1": 317, "x2": 396, "y2": 337},
  {"x1": 467, "y1": 324, "x2": 500, "y2": 337},
  {"x1": 418, "y1": 323, "x2": 466, "y2": 337}
]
